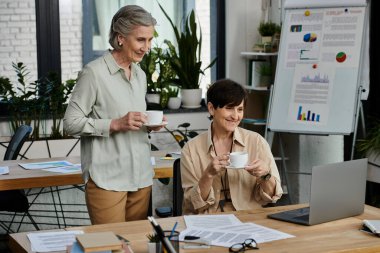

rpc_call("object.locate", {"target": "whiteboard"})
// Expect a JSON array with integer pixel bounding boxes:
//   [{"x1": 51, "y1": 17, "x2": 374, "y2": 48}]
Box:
[{"x1": 268, "y1": 1, "x2": 367, "y2": 135}]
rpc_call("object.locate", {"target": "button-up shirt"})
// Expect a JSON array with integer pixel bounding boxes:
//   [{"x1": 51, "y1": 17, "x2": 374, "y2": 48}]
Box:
[
  {"x1": 63, "y1": 51, "x2": 152, "y2": 191},
  {"x1": 181, "y1": 126, "x2": 283, "y2": 214}
]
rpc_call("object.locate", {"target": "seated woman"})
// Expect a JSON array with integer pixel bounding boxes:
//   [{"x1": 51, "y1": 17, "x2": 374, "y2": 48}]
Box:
[{"x1": 181, "y1": 79, "x2": 283, "y2": 214}]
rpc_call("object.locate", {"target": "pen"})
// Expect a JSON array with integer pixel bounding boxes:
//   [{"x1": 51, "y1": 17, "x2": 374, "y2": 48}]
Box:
[
  {"x1": 148, "y1": 216, "x2": 177, "y2": 253},
  {"x1": 169, "y1": 221, "x2": 178, "y2": 239}
]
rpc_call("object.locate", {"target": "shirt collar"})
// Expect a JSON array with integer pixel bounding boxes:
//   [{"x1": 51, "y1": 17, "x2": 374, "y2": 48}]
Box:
[
  {"x1": 206, "y1": 124, "x2": 246, "y2": 156},
  {"x1": 104, "y1": 50, "x2": 120, "y2": 75}
]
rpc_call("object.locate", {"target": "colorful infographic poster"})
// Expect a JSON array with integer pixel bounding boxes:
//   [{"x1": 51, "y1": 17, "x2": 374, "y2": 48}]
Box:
[
  {"x1": 288, "y1": 64, "x2": 335, "y2": 126},
  {"x1": 284, "y1": 7, "x2": 364, "y2": 69}
]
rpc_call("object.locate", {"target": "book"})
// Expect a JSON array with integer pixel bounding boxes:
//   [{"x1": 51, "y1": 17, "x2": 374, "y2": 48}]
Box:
[
  {"x1": 76, "y1": 232, "x2": 123, "y2": 253},
  {"x1": 363, "y1": 220, "x2": 380, "y2": 235}
]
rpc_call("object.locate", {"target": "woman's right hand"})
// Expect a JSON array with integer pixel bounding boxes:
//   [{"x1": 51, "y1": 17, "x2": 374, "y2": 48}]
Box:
[
  {"x1": 110, "y1": 112, "x2": 147, "y2": 133},
  {"x1": 205, "y1": 154, "x2": 230, "y2": 177}
]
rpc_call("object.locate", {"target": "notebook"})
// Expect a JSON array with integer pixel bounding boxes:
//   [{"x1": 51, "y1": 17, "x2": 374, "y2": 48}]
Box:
[{"x1": 268, "y1": 158, "x2": 368, "y2": 226}]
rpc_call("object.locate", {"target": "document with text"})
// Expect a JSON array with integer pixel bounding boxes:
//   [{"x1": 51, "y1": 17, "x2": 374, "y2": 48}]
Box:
[
  {"x1": 184, "y1": 214, "x2": 242, "y2": 229},
  {"x1": 19, "y1": 160, "x2": 73, "y2": 170},
  {"x1": 27, "y1": 230, "x2": 83, "y2": 252},
  {"x1": 180, "y1": 222, "x2": 294, "y2": 248}
]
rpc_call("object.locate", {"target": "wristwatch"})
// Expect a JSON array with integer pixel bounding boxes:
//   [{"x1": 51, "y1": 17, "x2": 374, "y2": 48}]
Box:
[{"x1": 261, "y1": 172, "x2": 272, "y2": 181}]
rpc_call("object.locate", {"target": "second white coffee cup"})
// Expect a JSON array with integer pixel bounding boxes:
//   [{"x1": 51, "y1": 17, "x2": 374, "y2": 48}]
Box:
[
  {"x1": 145, "y1": 110, "x2": 163, "y2": 125},
  {"x1": 229, "y1": 151, "x2": 248, "y2": 168}
]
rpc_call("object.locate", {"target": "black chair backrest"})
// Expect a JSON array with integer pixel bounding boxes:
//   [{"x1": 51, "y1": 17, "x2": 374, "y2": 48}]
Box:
[
  {"x1": 173, "y1": 158, "x2": 183, "y2": 216},
  {"x1": 4, "y1": 125, "x2": 32, "y2": 160}
]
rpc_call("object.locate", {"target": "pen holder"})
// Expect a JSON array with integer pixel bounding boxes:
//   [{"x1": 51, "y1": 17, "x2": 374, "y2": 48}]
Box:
[{"x1": 162, "y1": 230, "x2": 180, "y2": 253}]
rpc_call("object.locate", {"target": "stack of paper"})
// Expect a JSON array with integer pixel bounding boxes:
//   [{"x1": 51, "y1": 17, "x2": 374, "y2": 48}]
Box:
[{"x1": 179, "y1": 214, "x2": 294, "y2": 248}]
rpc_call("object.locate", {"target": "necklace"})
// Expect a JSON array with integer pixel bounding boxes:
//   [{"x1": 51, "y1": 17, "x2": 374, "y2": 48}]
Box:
[{"x1": 211, "y1": 129, "x2": 233, "y2": 212}]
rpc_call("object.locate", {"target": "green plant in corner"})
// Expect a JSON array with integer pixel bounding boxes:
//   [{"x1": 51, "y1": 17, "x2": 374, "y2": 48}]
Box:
[
  {"x1": 0, "y1": 62, "x2": 76, "y2": 139},
  {"x1": 0, "y1": 62, "x2": 45, "y2": 139},
  {"x1": 357, "y1": 119, "x2": 380, "y2": 158},
  {"x1": 158, "y1": 3, "x2": 216, "y2": 90}
]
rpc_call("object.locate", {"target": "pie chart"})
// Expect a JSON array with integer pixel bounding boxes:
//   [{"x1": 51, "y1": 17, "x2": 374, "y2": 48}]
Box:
[
  {"x1": 336, "y1": 52, "x2": 347, "y2": 63},
  {"x1": 303, "y1": 33, "x2": 317, "y2": 42}
]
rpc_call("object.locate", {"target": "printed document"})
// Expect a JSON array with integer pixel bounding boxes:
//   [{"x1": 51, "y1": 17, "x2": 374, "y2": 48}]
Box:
[
  {"x1": 180, "y1": 222, "x2": 294, "y2": 248},
  {"x1": 43, "y1": 164, "x2": 81, "y2": 174},
  {"x1": 27, "y1": 230, "x2": 83, "y2": 252},
  {"x1": 19, "y1": 160, "x2": 73, "y2": 170},
  {"x1": 0, "y1": 166, "x2": 9, "y2": 175},
  {"x1": 184, "y1": 214, "x2": 242, "y2": 229}
]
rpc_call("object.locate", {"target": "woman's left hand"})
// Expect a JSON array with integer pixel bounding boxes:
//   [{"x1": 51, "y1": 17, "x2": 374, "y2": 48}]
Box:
[{"x1": 244, "y1": 159, "x2": 270, "y2": 178}]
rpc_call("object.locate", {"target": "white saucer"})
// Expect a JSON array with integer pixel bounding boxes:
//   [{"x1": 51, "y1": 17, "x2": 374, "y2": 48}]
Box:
[
  {"x1": 182, "y1": 104, "x2": 202, "y2": 109},
  {"x1": 225, "y1": 165, "x2": 247, "y2": 170},
  {"x1": 144, "y1": 121, "x2": 168, "y2": 127}
]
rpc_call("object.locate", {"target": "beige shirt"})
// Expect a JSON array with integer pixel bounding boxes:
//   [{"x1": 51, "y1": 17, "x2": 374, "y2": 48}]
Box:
[
  {"x1": 181, "y1": 126, "x2": 283, "y2": 214},
  {"x1": 63, "y1": 51, "x2": 152, "y2": 191}
]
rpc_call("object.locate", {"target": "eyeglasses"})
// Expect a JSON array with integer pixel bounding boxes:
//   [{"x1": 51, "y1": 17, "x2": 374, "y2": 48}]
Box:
[{"x1": 229, "y1": 238, "x2": 259, "y2": 252}]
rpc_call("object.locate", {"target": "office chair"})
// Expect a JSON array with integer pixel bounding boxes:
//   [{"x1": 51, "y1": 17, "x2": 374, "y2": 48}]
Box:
[
  {"x1": 155, "y1": 158, "x2": 183, "y2": 217},
  {"x1": 0, "y1": 125, "x2": 39, "y2": 233}
]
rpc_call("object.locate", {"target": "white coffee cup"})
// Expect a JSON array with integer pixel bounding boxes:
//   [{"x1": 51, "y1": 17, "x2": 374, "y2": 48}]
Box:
[
  {"x1": 145, "y1": 110, "x2": 163, "y2": 125},
  {"x1": 229, "y1": 151, "x2": 248, "y2": 168}
]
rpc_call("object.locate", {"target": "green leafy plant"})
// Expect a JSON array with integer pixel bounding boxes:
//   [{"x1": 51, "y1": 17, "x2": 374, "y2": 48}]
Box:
[
  {"x1": 259, "y1": 63, "x2": 272, "y2": 76},
  {"x1": 140, "y1": 31, "x2": 177, "y2": 95},
  {"x1": 0, "y1": 62, "x2": 76, "y2": 139},
  {"x1": 258, "y1": 22, "x2": 278, "y2": 37},
  {"x1": 166, "y1": 86, "x2": 179, "y2": 98},
  {"x1": 159, "y1": 3, "x2": 216, "y2": 90},
  {"x1": 39, "y1": 72, "x2": 76, "y2": 138},
  {"x1": 357, "y1": 120, "x2": 380, "y2": 158},
  {"x1": 146, "y1": 233, "x2": 160, "y2": 243}
]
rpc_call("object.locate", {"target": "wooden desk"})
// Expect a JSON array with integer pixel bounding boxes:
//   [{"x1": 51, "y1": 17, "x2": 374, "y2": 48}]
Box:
[
  {"x1": 8, "y1": 204, "x2": 380, "y2": 253},
  {"x1": 0, "y1": 150, "x2": 175, "y2": 191}
]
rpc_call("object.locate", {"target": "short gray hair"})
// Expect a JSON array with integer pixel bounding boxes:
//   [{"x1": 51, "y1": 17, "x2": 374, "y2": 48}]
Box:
[{"x1": 109, "y1": 5, "x2": 157, "y2": 50}]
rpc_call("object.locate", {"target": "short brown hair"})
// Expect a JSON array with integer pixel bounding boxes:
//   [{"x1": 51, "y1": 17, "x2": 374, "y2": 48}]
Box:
[{"x1": 207, "y1": 79, "x2": 247, "y2": 109}]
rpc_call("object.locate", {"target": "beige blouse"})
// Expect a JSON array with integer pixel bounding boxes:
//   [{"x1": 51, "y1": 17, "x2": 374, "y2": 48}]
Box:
[{"x1": 181, "y1": 126, "x2": 283, "y2": 214}]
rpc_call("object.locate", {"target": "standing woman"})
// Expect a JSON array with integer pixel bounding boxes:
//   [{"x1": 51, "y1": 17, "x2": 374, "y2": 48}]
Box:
[
  {"x1": 181, "y1": 79, "x2": 283, "y2": 214},
  {"x1": 64, "y1": 5, "x2": 163, "y2": 224}
]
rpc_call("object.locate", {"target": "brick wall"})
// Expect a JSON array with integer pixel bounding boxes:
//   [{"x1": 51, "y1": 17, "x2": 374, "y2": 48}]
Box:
[
  {"x1": 0, "y1": 0, "x2": 37, "y2": 84},
  {"x1": 59, "y1": 0, "x2": 82, "y2": 81},
  {"x1": 0, "y1": 0, "x2": 83, "y2": 84}
]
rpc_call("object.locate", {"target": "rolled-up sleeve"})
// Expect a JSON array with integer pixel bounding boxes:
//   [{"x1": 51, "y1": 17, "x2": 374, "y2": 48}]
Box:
[
  {"x1": 181, "y1": 143, "x2": 215, "y2": 213},
  {"x1": 63, "y1": 67, "x2": 112, "y2": 138}
]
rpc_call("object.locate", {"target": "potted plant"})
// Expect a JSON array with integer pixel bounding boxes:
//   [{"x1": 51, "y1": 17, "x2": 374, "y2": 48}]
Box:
[
  {"x1": 357, "y1": 119, "x2": 380, "y2": 207},
  {"x1": 146, "y1": 233, "x2": 161, "y2": 253},
  {"x1": 140, "y1": 37, "x2": 177, "y2": 107},
  {"x1": 159, "y1": 4, "x2": 216, "y2": 108},
  {"x1": 140, "y1": 46, "x2": 161, "y2": 105},
  {"x1": 0, "y1": 62, "x2": 76, "y2": 140},
  {"x1": 259, "y1": 62, "x2": 272, "y2": 87},
  {"x1": 258, "y1": 21, "x2": 278, "y2": 44},
  {"x1": 166, "y1": 86, "x2": 181, "y2": 110}
]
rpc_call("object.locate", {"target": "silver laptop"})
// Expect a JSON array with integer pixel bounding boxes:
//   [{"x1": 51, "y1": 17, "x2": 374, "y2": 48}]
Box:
[{"x1": 268, "y1": 158, "x2": 368, "y2": 226}]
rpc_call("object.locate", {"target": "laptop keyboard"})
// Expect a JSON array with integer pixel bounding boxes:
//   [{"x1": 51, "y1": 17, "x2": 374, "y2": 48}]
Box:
[{"x1": 286, "y1": 207, "x2": 310, "y2": 216}]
